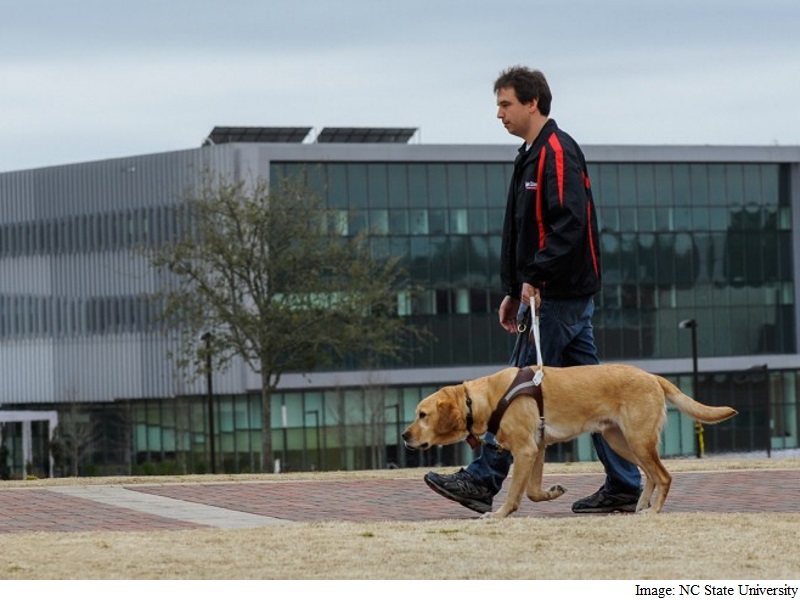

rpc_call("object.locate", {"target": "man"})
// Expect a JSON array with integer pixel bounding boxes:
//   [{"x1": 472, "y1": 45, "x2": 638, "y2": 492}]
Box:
[{"x1": 424, "y1": 66, "x2": 642, "y2": 514}]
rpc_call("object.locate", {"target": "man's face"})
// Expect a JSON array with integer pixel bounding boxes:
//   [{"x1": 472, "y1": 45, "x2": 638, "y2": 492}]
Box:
[{"x1": 496, "y1": 86, "x2": 535, "y2": 139}]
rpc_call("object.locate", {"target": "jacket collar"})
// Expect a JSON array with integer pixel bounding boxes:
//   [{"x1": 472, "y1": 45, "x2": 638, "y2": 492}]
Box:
[{"x1": 516, "y1": 118, "x2": 558, "y2": 162}]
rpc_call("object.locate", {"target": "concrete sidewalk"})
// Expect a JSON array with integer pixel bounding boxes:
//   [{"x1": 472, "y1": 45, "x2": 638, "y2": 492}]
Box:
[{"x1": 1, "y1": 468, "x2": 798, "y2": 534}]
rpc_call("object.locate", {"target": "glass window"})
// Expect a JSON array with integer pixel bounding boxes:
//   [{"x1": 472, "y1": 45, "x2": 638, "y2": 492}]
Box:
[
  {"x1": 349, "y1": 210, "x2": 368, "y2": 235},
  {"x1": 673, "y1": 207, "x2": 692, "y2": 231},
  {"x1": 409, "y1": 237, "x2": 430, "y2": 280},
  {"x1": 347, "y1": 164, "x2": 368, "y2": 209},
  {"x1": 427, "y1": 164, "x2": 448, "y2": 208},
  {"x1": 708, "y1": 164, "x2": 727, "y2": 206},
  {"x1": 367, "y1": 164, "x2": 389, "y2": 208},
  {"x1": 617, "y1": 165, "x2": 637, "y2": 206},
  {"x1": 408, "y1": 164, "x2": 428, "y2": 208},
  {"x1": 447, "y1": 164, "x2": 467, "y2": 206},
  {"x1": 635, "y1": 164, "x2": 656, "y2": 205},
  {"x1": 389, "y1": 236, "x2": 409, "y2": 259},
  {"x1": 487, "y1": 164, "x2": 509, "y2": 205},
  {"x1": 329, "y1": 210, "x2": 348, "y2": 235},
  {"x1": 388, "y1": 165, "x2": 408, "y2": 208},
  {"x1": 468, "y1": 209, "x2": 487, "y2": 234},
  {"x1": 450, "y1": 209, "x2": 468, "y2": 234},
  {"x1": 652, "y1": 165, "x2": 672, "y2": 206},
  {"x1": 412, "y1": 291, "x2": 436, "y2": 315},
  {"x1": 409, "y1": 209, "x2": 429, "y2": 235},
  {"x1": 597, "y1": 164, "x2": 618, "y2": 207},
  {"x1": 690, "y1": 164, "x2": 709, "y2": 205},
  {"x1": 369, "y1": 209, "x2": 389, "y2": 235},
  {"x1": 743, "y1": 164, "x2": 762, "y2": 204},
  {"x1": 327, "y1": 164, "x2": 348, "y2": 208},
  {"x1": 637, "y1": 207, "x2": 656, "y2": 232},
  {"x1": 619, "y1": 208, "x2": 637, "y2": 231},
  {"x1": 487, "y1": 208, "x2": 504, "y2": 234},
  {"x1": 672, "y1": 164, "x2": 691, "y2": 205},
  {"x1": 598, "y1": 206, "x2": 619, "y2": 232},
  {"x1": 762, "y1": 165, "x2": 779, "y2": 206},
  {"x1": 466, "y1": 164, "x2": 487, "y2": 207},
  {"x1": 429, "y1": 209, "x2": 447, "y2": 234},
  {"x1": 388, "y1": 210, "x2": 409, "y2": 234},
  {"x1": 726, "y1": 164, "x2": 744, "y2": 205},
  {"x1": 429, "y1": 236, "x2": 450, "y2": 286},
  {"x1": 692, "y1": 206, "x2": 710, "y2": 230},
  {"x1": 709, "y1": 207, "x2": 729, "y2": 231}
]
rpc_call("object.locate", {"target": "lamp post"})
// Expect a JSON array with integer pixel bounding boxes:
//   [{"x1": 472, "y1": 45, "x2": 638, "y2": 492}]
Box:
[
  {"x1": 679, "y1": 319, "x2": 703, "y2": 458},
  {"x1": 201, "y1": 332, "x2": 217, "y2": 474},
  {"x1": 280, "y1": 400, "x2": 288, "y2": 472},
  {"x1": 304, "y1": 409, "x2": 321, "y2": 470}
]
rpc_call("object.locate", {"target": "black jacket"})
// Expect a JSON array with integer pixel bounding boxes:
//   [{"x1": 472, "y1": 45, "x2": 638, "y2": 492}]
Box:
[{"x1": 500, "y1": 119, "x2": 601, "y2": 300}]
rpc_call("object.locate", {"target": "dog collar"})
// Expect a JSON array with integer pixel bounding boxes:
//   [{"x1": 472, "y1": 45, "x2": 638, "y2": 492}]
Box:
[{"x1": 465, "y1": 397, "x2": 481, "y2": 450}]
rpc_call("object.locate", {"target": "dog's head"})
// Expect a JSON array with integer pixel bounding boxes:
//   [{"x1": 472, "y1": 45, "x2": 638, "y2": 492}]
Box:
[{"x1": 401, "y1": 384, "x2": 468, "y2": 450}]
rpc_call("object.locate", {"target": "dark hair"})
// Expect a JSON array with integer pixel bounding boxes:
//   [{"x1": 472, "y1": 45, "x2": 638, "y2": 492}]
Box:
[{"x1": 493, "y1": 66, "x2": 552, "y2": 116}]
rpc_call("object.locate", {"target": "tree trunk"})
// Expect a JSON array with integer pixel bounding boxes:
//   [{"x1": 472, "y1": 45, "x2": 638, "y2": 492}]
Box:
[{"x1": 261, "y1": 374, "x2": 273, "y2": 473}]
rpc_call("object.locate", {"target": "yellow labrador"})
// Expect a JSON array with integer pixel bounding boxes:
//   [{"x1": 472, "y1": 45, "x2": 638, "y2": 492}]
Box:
[{"x1": 402, "y1": 364, "x2": 737, "y2": 518}]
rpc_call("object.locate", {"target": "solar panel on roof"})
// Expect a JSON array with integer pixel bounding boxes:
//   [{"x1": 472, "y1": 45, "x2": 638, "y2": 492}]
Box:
[
  {"x1": 203, "y1": 126, "x2": 312, "y2": 145},
  {"x1": 315, "y1": 127, "x2": 417, "y2": 144}
]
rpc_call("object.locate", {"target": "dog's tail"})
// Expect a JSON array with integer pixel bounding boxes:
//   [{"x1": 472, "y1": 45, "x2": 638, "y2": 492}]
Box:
[{"x1": 658, "y1": 377, "x2": 738, "y2": 424}]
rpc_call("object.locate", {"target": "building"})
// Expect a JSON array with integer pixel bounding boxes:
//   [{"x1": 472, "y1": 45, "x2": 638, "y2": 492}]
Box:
[{"x1": 1, "y1": 127, "x2": 798, "y2": 477}]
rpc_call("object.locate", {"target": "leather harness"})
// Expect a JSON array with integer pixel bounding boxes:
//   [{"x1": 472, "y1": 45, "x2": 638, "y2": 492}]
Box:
[{"x1": 465, "y1": 367, "x2": 545, "y2": 451}]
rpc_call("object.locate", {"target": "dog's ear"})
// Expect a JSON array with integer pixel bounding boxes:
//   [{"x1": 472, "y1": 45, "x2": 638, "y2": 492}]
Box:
[{"x1": 434, "y1": 392, "x2": 465, "y2": 435}]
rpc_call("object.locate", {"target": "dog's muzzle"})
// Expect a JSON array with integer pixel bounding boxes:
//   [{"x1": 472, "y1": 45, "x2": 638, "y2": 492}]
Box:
[{"x1": 401, "y1": 431, "x2": 429, "y2": 450}]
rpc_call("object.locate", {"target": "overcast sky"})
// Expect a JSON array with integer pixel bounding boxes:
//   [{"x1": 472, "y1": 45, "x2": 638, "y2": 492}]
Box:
[{"x1": 2, "y1": 0, "x2": 798, "y2": 172}]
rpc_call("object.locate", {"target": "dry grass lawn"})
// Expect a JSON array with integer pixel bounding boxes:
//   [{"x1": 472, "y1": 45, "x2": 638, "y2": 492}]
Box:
[{"x1": 2, "y1": 455, "x2": 799, "y2": 580}]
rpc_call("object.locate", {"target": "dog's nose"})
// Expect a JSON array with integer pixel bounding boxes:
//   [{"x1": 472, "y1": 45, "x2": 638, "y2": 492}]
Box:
[{"x1": 401, "y1": 430, "x2": 410, "y2": 441}]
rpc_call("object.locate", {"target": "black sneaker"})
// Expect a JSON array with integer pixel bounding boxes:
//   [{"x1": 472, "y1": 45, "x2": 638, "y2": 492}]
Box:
[
  {"x1": 571, "y1": 486, "x2": 640, "y2": 514},
  {"x1": 424, "y1": 469, "x2": 494, "y2": 514}
]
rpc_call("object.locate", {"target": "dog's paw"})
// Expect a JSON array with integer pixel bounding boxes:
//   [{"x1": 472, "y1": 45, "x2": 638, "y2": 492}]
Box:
[{"x1": 549, "y1": 484, "x2": 567, "y2": 497}]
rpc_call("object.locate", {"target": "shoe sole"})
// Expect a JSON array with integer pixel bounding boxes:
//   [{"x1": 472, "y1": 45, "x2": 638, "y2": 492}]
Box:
[
  {"x1": 572, "y1": 503, "x2": 638, "y2": 514},
  {"x1": 423, "y1": 476, "x2": 492, "y2": 514}
]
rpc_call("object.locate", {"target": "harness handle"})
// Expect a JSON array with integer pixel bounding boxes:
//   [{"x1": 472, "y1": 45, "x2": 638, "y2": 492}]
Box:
[{"x1": 531, "y1": 310, "x2": 544, "y2": 385}]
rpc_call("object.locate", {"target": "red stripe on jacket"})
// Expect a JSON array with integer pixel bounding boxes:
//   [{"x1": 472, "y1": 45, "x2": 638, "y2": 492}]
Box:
[
  {"x1": 548, "y1": 133, "x2": 565, "y2": 205},
  {"x1": 536, "y1": 147, "x2": 547, "y2": 249}
]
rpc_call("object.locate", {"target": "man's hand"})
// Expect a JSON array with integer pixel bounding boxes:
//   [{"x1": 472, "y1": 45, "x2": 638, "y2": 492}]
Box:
[
  {"x1": 521, "y1": 283, "x2": 541, "y2": 312},
  {"x1": 498, "y1": 295, "x2": 520, "y2": 334}
]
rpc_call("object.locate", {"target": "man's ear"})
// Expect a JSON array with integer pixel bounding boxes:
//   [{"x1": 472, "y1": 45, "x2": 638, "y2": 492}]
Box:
[{"x1": 528, "y1": 98, "x2": 539, "y2": 114}]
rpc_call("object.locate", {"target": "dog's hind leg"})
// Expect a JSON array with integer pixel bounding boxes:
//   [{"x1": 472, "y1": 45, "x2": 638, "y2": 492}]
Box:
[
  {"x1": 526, "y1": 445, "x2": 566, "y2": 502},
  {"x1": 632, "y1": 446, "x2": 671, "y2": 513},
  {"x1": 601, "y1": 427, "x2": 650, "y2": 511},
  {"x1": 604, "y1": 426, "x2": 671, "y2": 513}
]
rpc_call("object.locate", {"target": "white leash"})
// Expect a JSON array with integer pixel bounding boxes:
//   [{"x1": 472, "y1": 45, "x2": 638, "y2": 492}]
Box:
[{"x1": 531, "y1": 309, "x2": 544, "y2": 385}]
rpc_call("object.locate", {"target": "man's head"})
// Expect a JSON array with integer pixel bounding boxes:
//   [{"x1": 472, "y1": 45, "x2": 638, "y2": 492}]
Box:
[
  {"x1": 494, "y1": 66, "x2": 552, "y2": 115},
  {"x1": 494, "y1": 66, "x2": 552, "y2": 143}
]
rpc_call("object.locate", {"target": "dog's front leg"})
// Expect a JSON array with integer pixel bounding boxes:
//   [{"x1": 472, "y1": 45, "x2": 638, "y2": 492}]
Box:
[
  {"x1": 482, "y1": 449, "x2": 533, "y2": 519},
  {"x1": 526, "y1": 445, "x2": 566, "y2": 502}
]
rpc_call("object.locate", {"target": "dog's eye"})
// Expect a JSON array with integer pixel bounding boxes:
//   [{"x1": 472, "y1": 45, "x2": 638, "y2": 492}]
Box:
[{"x1": 418, "y1": 411, "x2": 427, "y2": 419}]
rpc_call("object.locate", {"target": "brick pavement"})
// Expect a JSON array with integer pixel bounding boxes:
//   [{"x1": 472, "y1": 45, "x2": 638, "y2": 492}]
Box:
[{"x1": 0, "y1": 468, "x2": 797, "y2": 534}]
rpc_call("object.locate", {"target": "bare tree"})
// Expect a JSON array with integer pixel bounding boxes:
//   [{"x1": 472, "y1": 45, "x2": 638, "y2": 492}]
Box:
[
  {"x1": 50, "y1": 395, "x2": 99, "y2": 477},
  {"x1": 146, "y1": 170, "x2": 429, "y2": 472}
]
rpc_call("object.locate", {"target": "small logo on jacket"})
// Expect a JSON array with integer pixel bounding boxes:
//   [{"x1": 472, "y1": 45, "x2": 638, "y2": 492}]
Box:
[{"x1": 525, "y1": 180, "x2": 537, "y2": 191}]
